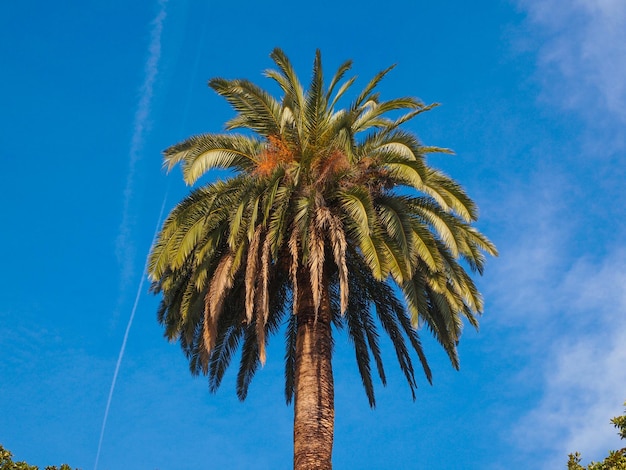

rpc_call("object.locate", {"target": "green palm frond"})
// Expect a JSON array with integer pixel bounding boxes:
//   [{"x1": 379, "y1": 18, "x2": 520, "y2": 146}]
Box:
[
  {"x1": 345, "y1": 295, "x2": 377, "y2": 407},
  {"x1": 347, "y1": 254, "x2": 423, "y2": 400},
  {"x1": 385, "y1": 102, "x2": 439, "y2": 131},
  {"x1": 236, "y1": 269, "x2": 288, "y2": 400},
  {"x1": 325, "y1": 59, "x2": 353, "y2": 105},
  {"x1": 208, "y1": 278, "x2": 246, "y2": 390},
  {"x1": 351, "y1": 64, "x2": 396, "y2": 110},
  {"x1": 303, "y1": 50, "x2": 325, "y2": 149},
  {"x1": 265, "y1": 48, "x2": 306, "y2": 140},
  {"x1": 422, "y1": 168, "x2": 479, "y2": 222},
  {"x1": 352, "y1": 97, "x2": 424, "y2": 133},
  {"x1": 164, "y1": 134, "x2": 260, "y2": 184},
  {"x1": 209, "y1": 78, "x2": 283, "y2": 137},
  {"x1": 209, "y1": 323, "x2": 244, "y2": 392},
  {"x1": 395, "y1": 305, "x2": 432, "y2": 384},
  {"x1": 235, "y1": 323, "x2": 261, "y2": 401},
  {"x1": 327, "y1": 76, "x2": 358, "y2": 113},
  {"x1": 284, "y1": 313, "x2": 298, "y2": 404},
  {"x1": 339, "y1": 186, "x2": 387, "y2": 279},
  {"x1": 266, "y1": 181, "x2": 294, "y2": 258}
]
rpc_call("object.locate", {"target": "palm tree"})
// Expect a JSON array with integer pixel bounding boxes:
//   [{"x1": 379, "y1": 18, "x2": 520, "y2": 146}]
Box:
[{"x1": 148, "y1": 48, "x2": 497, "y2": 469}]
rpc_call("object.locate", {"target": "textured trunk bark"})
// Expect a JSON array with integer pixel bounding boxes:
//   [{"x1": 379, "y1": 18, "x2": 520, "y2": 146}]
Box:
[{"x1": 293, "y1": 270, "x2": 334, "y2": 470}]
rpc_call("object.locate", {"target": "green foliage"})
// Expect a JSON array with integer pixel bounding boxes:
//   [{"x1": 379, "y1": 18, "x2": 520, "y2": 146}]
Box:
[
  {"x1": 614, "y1": 410, "x2": 626, "y2": 441},
  {"x1": 0, "y1": 445, "x2": 77, "y2": 470},
  {"x1": 567, "y1": 402, "x2": 626, "y2": 470}
]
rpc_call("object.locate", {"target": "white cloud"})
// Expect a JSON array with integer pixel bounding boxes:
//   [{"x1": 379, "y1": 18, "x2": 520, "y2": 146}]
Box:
[
  {"x1": 505, "y1": 10, "x2": 626, "y2": 464},
  {"x1": 485, "y1": 170, "x2": 626, "y2": 467},
  {"x1": 484, "y1": 171, "x2": 576, "y2": 326},
  {"x1": 512, "y1": 250, "x2": 626, "y2": 468},
  {"x1": 518, "y1": 0, "x2": 626, "y2": 129},
  {"x1": 483, "y1": 168, "x2": 626, "y2": 464},
  {"x1": 515, "y1": 0, "x2": 626, "y2": 167}
]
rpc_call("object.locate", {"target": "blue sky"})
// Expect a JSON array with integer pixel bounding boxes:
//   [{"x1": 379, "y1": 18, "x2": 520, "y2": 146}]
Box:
[{"x1": 1, "y1": 1, "x2": 625, "y2": 469}]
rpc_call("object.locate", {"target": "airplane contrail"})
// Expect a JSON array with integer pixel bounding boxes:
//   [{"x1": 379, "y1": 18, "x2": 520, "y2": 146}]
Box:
[
  {"x1": 95, "y1": 1, "x2": 168, "y2": 469},
  {"x1": 94, "y1": 194, "x2": 167, "y2": 470},
  {"x1": 116, "y1": 0, "x2": 168, "y2": 289}
]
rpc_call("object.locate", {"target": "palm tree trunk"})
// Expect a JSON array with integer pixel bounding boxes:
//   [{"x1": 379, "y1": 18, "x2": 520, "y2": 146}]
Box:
[{"x1": 293, "y1": 269, "x2": 334, "y2": 470}]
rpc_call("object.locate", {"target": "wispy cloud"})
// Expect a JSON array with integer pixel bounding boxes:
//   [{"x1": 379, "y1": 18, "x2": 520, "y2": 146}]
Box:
[
  {"x1": 511, "y1": 250, "x2": 626, "y2": 467},
  {"x1": 483, "y1": 126, "x2": 626, "y2": 466},
  {"x1": 115, "y1": 0, "x2": 168, "y2": 290},
  {"x1": 517, "y1": 0, "x2": 626, "y2": 150},
  {"x1": 485, "y1": 174, "x2": 573, "y2": 321},
  {"x1": 507, "y1": 10, "x2": 626, "y2": 459},
  {"x1": 484, "y1": 169, "x2": 626, "y2": 466}
]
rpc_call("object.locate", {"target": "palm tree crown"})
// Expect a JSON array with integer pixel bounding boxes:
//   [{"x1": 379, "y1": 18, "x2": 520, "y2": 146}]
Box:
[{"x1": 148, "y1": 48, "x2": 497, "y2": 467}]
